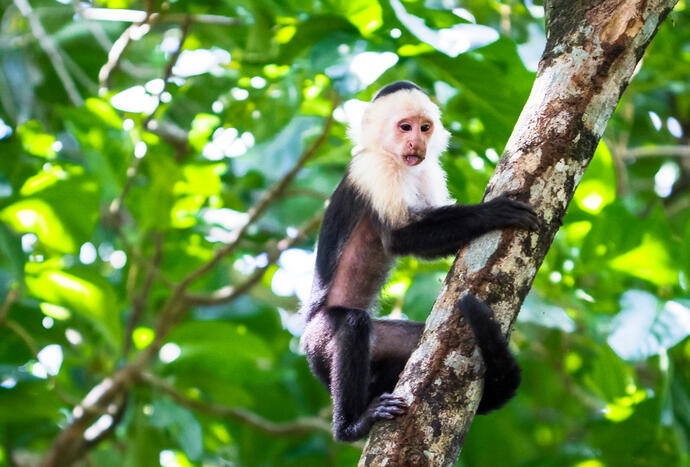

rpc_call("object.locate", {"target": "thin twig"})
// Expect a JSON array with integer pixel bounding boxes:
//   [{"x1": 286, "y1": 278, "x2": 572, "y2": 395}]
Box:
[
  {"x1": 60, "y1": 51, "x2": 99, "y2": 94},
  {"x1": 186, "y1": 210, "x2": 323, "y2": 306},
  {"x1": 108, "y1": 157, "x2": 142, "y2": 219},
  {"x1": 98, "y1": 8, "x2": 157, "y2": 91},
  {"x1": 620, "y1": 145, "x2": 690, "y2": 159},
  {"x1": 13, "y1": 0, "x2": 82, "y2": 106},
  {"x1": 123, "y1": 232, "x2": 164, "y2": 355},
  {"x1": 140, "y1": 372, "x2": 334, "y2": 436},
  {"x1": 142, "y1": 15, "x2": 192, "y2": 129},
  {"x1": 4, "y1": 319, "x2": 79, "y2": 406},
  {"x1": 0, "y1": 289, "x2": 19, "y2": 324},
  {"x1": 5, "y1": 320, "x2": 39, "y2": 356},
  {"x1": 80, "y1": 8, "x2": 242, "y2": 26}
]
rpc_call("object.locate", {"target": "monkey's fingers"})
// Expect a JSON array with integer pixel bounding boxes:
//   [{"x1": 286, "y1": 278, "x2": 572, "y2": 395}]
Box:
[
  {"x1": 518, "y1": 211, "x2": 541, "y2": 230},
  {"x1": 494, "y1": 198, "x2": 541, "y2": 230},
  {"x1": 377, "y1": 394, "x2": 408, "y2": 409},
  {"x1": 370, "y1": 395, "x2": 409, "y2": 419},
  {"x1": 372, "y1": 406, "x2": 407, "y2": 419}
]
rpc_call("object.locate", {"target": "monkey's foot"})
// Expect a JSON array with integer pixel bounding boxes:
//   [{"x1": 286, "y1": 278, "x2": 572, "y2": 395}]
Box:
[{"x1": 367, "y1": 393, "x2": 408, "y2": 420}]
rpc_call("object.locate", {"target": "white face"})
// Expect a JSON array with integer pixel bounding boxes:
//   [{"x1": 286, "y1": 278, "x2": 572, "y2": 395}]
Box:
[
  {"x1": 358, "y1": 90, "x2": 448, "y2": 168},
  {"x1": 382, "y1": 114, "x2": 434, "y2": 166}
]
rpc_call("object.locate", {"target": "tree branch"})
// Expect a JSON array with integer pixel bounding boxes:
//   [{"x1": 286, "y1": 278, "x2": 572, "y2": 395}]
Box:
[
  {"x1": 360, "y1": 0, "x2": 679, "y2": 464},
  {"x1": 98, "y1": 7, "x2": 157, "y2": 91},
  {"x1": 80, "y1": 8, "x2": 242, "y2": 26},
  {"x1": 620, "y1": 144, "x2": 690, "y2": 159},
  {"x1": 185, "y1": 210, "x2": 323, "y2": 306},
  {"x1": 139, "y1": 372, "x2": 334, "y2": 436}
]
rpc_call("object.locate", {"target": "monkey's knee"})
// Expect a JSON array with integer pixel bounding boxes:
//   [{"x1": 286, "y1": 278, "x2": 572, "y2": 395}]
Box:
[{"x1": 327, "y1": 306, "x2": 372, "y2": 335}]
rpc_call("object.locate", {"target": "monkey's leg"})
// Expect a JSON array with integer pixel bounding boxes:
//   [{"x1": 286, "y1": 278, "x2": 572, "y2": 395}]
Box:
[
  {"x1": 369, "y1": 319, "x2": 424, "y2": 396},
  {"x1": 328, "y1": 307, "x2": 407, "y2": 441},
  {"x1": 458, "y1": 295, "x2": 521, "y2": 414}
]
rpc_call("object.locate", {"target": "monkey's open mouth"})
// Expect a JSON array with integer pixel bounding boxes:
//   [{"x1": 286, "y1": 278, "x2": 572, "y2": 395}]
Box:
[{"x1": 403, "y1": 154, "x2": 424, "y2": 166}]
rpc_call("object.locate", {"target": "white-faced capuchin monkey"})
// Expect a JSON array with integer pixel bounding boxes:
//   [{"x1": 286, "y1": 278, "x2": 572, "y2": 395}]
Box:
[{"x1": 301, "y1": 81, "x2": 540, "y2": 442}]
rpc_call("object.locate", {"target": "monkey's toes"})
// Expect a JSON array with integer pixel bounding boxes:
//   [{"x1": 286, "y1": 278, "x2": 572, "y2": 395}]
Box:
[{"x1": 371, "y1": 393, "x2": 408, "y2": 419}]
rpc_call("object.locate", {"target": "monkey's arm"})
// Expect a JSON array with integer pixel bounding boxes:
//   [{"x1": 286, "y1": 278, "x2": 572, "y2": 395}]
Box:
[{"x1": 388, "y1": 196, "x2": 539, "y2": 258}]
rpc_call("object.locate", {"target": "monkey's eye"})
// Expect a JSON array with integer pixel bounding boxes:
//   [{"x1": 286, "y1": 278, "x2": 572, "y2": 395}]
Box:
[
  {"x1": 400, "y1": 123, "x2": 412, "y2": 131},
  {"x1": 421, "y1": 123, "x2": 431, "y2": 132}
]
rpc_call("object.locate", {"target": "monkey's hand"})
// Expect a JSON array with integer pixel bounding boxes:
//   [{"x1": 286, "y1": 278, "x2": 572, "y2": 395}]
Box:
[
  {"x1": 484, "y1": 195, "x2": 540, "y2": 230},
  {"x1": 365, "y1": 393, "x2": 408, "y2": 421}
]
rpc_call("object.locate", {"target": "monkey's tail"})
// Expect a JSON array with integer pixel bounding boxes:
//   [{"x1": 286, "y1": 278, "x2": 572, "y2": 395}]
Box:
[{"x1": 457, "y1": 294, "x2": 521, "y2": 414}]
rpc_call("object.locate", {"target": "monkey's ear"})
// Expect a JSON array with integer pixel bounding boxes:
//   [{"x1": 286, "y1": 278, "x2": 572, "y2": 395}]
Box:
[
  {"x1": 345, "y1": 100, "x2": 368, "y2": 149},
  {"x1": 426, "y1": 124, "x2": 450, "y2": 160}
]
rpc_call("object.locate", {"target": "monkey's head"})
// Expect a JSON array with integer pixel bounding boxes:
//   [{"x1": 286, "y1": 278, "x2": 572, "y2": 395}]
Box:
[{"x1": 350, "y1": 81, "x2": 450, "y2": 167}]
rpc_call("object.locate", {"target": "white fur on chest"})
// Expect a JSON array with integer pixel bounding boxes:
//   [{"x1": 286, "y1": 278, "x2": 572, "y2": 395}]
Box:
[{"x1": 347, "y1": 149, "x2": 451, "y2": 227}]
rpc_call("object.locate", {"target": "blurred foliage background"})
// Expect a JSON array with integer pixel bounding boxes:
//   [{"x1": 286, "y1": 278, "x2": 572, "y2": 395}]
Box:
[{"x1": 0, "y1": 0, "x2": 689, "y2": 466}]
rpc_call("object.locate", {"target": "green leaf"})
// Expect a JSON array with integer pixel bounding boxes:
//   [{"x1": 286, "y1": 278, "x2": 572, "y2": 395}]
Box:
[
  {"x1": 84, "y1": 97, "x2": 123, "y2": 128},
  {"x1": 128, "y1": 152, "x2": 182, "y2": 231},
  {"x1": 0, "y1": 381, "x2": 62, "y2": 422},
  {"x1": 401, "y1": 271, "x2": 444, "y2": 322},
  {"x1": 0, "y1": 222, "x2": 25, "y2": 287},
  {"x1": 573, "y1": 141, "x2": 617, "y2": 214},
  {"x1": 149, "y1": 399, "x2": 203, "y2": 461},
  {"x1": 25, "y1": 267, "x2": 122, "y2": 348},
  {"x1": 581, "y1": 344, "x2": 633, "y2": 403},
  {"x1": 16, "y1": 121, "x2": 57, "y2": 159},
  {"x1": 163, "y1": 321, "x2": 274, "y2": 385},
  {"x1": 1, "y1": 198, "x2": 77, "y2": 253},
  {"x1": 609, "y1": 233, "x2": 679, "y2": 286},
  {"x1": 188, "y1": 114, "x2": 221, "y2": 154},
  {"x1": 0, "y1": 166, "x2": 100, "y2": 254},
  {"x1": 335, "y1": 0, "x2": 383, "y2": 36}
]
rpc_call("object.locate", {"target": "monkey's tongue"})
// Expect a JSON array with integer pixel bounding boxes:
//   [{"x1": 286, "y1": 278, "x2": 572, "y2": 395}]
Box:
[{"x1": 404, "y1": 155, "x2": 423, "y2": 166}]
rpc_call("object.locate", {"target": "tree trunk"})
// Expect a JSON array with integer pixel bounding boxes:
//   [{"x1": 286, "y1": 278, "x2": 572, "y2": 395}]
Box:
[{"x1": 359, "y1": 0, "x2": 678, "y2": 465}]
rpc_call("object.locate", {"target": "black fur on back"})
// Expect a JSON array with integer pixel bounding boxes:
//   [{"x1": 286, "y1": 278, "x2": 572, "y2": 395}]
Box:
[
  {"x1": 315, "y1": 178, "x2": 370, "y2": 285},
  {"x1": 373, "y1": 81, "x2": 423, "y2": 101}
]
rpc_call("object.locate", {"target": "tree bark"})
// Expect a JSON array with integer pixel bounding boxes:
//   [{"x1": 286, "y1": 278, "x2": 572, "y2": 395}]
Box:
[{"x1": 359, "y1": 0, "x2": 678, "y2": 465}]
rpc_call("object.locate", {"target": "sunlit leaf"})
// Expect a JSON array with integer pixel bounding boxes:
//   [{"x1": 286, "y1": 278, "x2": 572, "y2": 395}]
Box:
[
  {"x1": 608, "y1": 290, "x2": 690, "y2": 361},
  {"x1": 518, "y1": 293, "x2": 576, "y2": 332},
  {"x1": 16, "y1": 121, "x2": 57, "y2": 159},
  {"x1": 0, "y1": 166, "x2": 99, "y2": 254},
  {"x1": 188, "y1": 114, "x2": 220, "y2": 154},
  {"x1": 1, "y1": 199, "x2": 77, "y2": 253},
  {"x1": 25, "y1": 268, "x2": 122, "y2": 348},
  {"x1": 609, "y1": 234, "x2": 679, "y2": 286},
  {"x1": 132, "y1": 327, "x2": 155, "y2": 350},
  {"x1": 84, "y1": 98, "x2": 123, "y2": 128},
  {"x1": 574, "y1": 141, "x2": 616, "y2": 214},
  {"x1": 335, "y1": 0, "x2": 383, "y2": 36}
]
